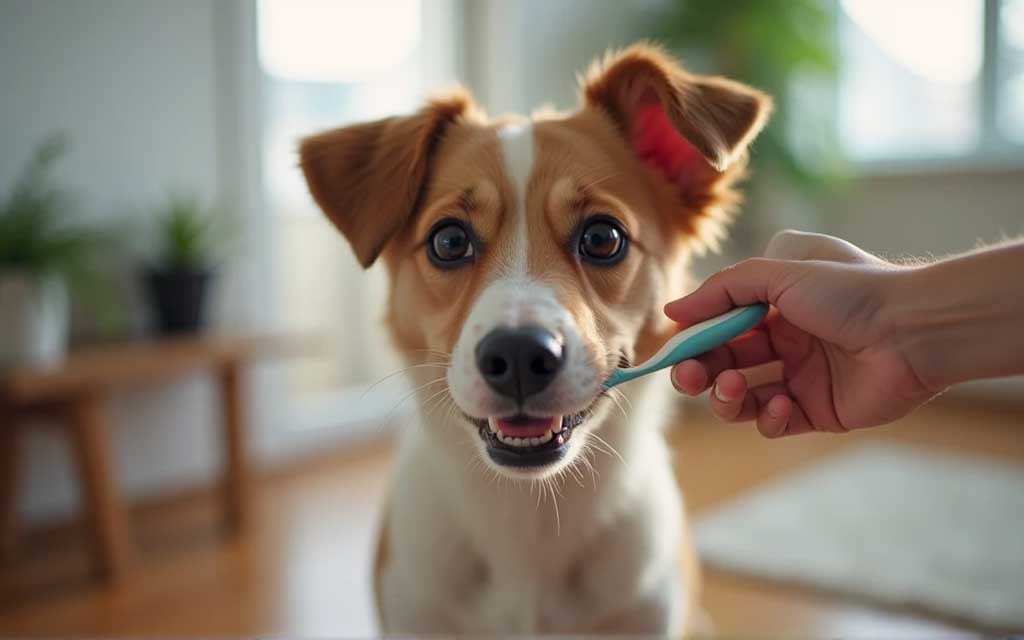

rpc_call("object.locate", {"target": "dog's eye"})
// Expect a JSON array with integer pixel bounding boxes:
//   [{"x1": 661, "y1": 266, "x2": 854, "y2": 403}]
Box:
[
  {"x1": 579, "y1": 217, "x2": 627, "y2": 264},
  {"x1": 428, "y1": 220, "x2": 475, "y2": 266}
]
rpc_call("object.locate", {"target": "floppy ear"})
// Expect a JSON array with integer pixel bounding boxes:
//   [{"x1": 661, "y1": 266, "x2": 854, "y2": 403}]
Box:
[
  {"x1": 582, "y1": 44, "x2": 772, "y2": 226},
  {"x1": 299, "y1": 90, "x2": 475, "y2": 267}
]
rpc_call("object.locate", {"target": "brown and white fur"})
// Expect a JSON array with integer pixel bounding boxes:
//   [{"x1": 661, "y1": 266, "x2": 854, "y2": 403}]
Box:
[{"x1": 299, "y1": 44, "x2": 771, "y2": 634}]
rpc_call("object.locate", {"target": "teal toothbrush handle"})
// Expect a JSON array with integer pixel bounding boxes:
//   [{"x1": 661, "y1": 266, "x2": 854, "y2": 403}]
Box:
[{"x1": 604, "y1": 303, "x2": 768, "y2": 388}]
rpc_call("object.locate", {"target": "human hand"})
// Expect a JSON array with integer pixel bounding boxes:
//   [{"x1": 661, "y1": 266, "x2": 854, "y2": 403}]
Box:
[{"x1": 665, "y1": 230, "x2": 943, "y2": 437}]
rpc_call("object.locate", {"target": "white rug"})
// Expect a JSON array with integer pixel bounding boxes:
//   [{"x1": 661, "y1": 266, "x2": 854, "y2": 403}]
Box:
[{"x1": 694, "y1": 444, "x2": 1024, "y2": 630}]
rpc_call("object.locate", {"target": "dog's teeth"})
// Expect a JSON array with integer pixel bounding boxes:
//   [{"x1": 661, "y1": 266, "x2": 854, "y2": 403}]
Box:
[
  {"x1": 491, "y1": 422, "x2": 561, "y2": 448},
  {"x1": 556, "y1": 434, "x2": 565, "y2": 445}
]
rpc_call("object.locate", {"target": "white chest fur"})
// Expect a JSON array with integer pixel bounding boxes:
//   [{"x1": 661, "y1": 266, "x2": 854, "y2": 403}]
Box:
[{"x1": 378, "y1": 380, "x2": 688, "y2": 634}]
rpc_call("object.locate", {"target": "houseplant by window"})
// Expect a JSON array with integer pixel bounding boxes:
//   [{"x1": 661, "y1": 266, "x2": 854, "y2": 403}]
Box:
[
  {"x1": 0, "y1": 135, "x2": 105, "y2": 369},
  {"x1": 144, "y1": 193, "x2": 228, "y2": 335}
]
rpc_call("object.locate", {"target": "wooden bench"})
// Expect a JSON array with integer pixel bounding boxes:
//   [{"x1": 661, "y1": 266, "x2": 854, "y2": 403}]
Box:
[{"x1": 0, "y1": 336, "x2": 270, "y2": 582}]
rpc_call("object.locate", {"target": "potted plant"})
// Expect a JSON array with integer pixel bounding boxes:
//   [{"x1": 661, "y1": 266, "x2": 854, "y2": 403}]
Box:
[
  {"x1": 0, "y1": 135, "x2": 104, "y2": 369},
  {"x1": 144, "y1": 193, "x2": 227, "y2": 335}
]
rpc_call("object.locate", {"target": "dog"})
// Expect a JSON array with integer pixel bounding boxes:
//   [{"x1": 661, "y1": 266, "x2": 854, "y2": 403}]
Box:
[{"x1": 299, "y1": 43, "x2": 771, "y2": 634}]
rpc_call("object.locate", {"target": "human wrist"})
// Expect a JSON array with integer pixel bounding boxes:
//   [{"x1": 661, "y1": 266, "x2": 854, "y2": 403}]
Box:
[
  {"x1": 887, "y1": 245, "x2": 1024, "y2": 390},
  {"x1": 874, "y1": 266, "x2": 941, "y2": 391}
]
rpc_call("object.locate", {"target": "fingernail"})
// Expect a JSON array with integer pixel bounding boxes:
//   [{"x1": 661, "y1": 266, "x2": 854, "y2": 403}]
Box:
[
  {"x1": 670, "y1": 368, "x2": 685, "y2": 393},
  {"x1": 767, "y1": 401, "x2": 781, "y2": 418},
  {"x1": 713, "y1": 382, "x2": 729, "y2": 402}
]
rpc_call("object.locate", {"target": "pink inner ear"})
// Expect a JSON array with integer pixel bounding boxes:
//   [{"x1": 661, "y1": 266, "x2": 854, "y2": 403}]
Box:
[{"x1": 631, "y1": 102, "x2": 706, "y2": 194}]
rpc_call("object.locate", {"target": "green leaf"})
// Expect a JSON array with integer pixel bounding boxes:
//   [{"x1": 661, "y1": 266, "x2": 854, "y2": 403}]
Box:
[
  {"x1": 0, "y1": 133, "x2": 105, "y2": 276},
  {"x1": 151, "y1": 191, "x2": 234, "y2": 270},
  {"x1": 649, "y1": 0, "x2": 848, "y2": 196}
]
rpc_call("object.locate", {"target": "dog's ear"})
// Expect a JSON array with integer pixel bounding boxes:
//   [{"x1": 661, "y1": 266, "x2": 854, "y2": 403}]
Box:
[
  {"x1": 299, "y1": 90, "x2": 475, "y2": 267},
  {"x1": 581, "y1": 44, "x2": 772, "y2": 223}
]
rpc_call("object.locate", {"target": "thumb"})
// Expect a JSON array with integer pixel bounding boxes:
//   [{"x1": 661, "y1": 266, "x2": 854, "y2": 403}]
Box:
[
  {"x1": 664, "y1": 258, "x2": 796, "y2": 326},
  {"x1": 765, "y1": 229, "x2": 884, "y2": 265}
]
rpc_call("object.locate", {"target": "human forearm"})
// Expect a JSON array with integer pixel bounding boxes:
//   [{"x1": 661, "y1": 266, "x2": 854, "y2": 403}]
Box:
[{"x1": 891, "y1": 240, "x2": 1024, "y2": 390}]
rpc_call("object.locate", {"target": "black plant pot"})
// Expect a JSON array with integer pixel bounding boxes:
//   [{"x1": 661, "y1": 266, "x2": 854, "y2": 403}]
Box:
[{"x1": 145, "y1": 267, "x2": 212, "y2": 335}]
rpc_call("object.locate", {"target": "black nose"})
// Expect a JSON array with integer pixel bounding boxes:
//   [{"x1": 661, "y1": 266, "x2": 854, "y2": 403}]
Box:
[{"x1": 475, "y1": 326, "x2": 565, "y2": 403}]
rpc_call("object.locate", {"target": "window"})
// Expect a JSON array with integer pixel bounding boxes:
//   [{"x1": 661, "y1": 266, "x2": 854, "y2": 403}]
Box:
[
  {"x1": 255, "y1": 0, "x2": 459, "y2": 428},
  {"x1": 1000, "y1": 0, "x2": 1024, "y2": 142},
  {"x1": 838, "y1": 0, "x2": 1024, "y2": 165},
  {"x1": 259, "y1": 0, "x2": 426, "y2": 220}
]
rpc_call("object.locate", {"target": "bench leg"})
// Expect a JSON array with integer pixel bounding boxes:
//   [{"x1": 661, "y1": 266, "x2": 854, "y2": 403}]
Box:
[
  {"x1": 69, "y1": 394, "x2": 131, "y2": 580},
  {"x1": 0, "y1": 420, "x2": 18, "y2": 559},
  {"x1": 219, "y1": 361, "x2": 249, "y2": 534}
]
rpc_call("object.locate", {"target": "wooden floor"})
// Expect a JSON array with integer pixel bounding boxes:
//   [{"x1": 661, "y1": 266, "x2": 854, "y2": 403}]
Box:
[{"x1": 1, "y1": 397, "x2": 1022, "y2": 636}]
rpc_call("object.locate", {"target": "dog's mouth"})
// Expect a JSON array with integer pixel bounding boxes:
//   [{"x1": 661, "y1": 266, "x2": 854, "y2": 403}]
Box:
[{"x1": 463, "y1": 397, "x2": 602, "y2": 468}]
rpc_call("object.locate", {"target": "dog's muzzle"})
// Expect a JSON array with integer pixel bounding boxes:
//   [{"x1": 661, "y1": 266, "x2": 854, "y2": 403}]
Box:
[{"x1": 448, "y1": 280, "x2": 603, "y2": 473}]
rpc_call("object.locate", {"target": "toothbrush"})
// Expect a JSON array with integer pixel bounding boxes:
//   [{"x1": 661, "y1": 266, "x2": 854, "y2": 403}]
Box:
[{"x1": 604, "y1": 304, "x2": 768, "y2": 388}]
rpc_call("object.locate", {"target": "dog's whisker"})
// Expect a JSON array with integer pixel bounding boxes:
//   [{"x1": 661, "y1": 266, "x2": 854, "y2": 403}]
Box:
[
  {"x1": 546, "y1": 477, "x2": 561, "y2": 536},
  {"x1": 379, "y1": 376, "x2": 448, "y2": 432},
  {"x1": 404, "y1": 349, "x2": 453, "y2": 361},
  {"x1": 588, "y1": 435, "x2": 617, "y2": 460},
  {"x1": 611, "y1": 387, "x2": 633, "y2": 412},
  {"x1": 482, "y1": 461, "x2": 501, "y2": 490},
  {"x1": 566, "y1": 459, "x2": 586, "y2": 489},
  {"x1": 427, "y1": 385, "x2": 452, "y2": 409},
  {"x1": 360, "y1": 363, "x2": 450, "y2": 403},
  {"x1": 584, "y1": 439, "x2": 613, "y2": 467},
  {"x1": 442, "y1": 396, "x2": 459, "y2": 427},
  {"x1": 579, "y1": 446, "x2": 600, "y2": 489},
  {"x1": 578, "y1": 171, "x2": 622, "y2": 193},
  {"x1": 422, "y1": 386, "x2": 453, "y2": 417},
  {"x1": 607, "y1": 388, "x2": 631, "y2": 421},
  {"x1": 587, "y1": 431, "x2": 627, "y2": 467}
]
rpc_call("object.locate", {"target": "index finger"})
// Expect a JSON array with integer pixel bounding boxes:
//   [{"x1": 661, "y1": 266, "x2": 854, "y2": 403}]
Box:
[{"x1": 664, "y1": 258, "x2": 788, "y2": 326}]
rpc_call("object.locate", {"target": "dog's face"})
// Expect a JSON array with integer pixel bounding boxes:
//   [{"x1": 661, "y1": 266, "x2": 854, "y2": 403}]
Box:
[{"x1": 301, "y1": 45, "x2": 771, "y2": 479}]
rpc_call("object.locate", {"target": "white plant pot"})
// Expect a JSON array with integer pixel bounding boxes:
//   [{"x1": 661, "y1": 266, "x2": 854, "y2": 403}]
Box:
[{"x1": 0, "y1": 271, "x2": 69, "y2": 370}]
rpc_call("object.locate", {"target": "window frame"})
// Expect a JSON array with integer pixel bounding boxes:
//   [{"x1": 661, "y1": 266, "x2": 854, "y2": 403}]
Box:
[{"x1": 840, "y1": 0, "x2": 1024, "y2": 174}]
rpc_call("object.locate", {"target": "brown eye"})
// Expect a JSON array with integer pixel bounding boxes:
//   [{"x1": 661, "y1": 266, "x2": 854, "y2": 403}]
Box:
[
  {"x1": 428, "y1": 220, "x2": 475, "y2": 267},
  {"x1": 579, "y1": 217, "x2": 627, "y2": 264}
]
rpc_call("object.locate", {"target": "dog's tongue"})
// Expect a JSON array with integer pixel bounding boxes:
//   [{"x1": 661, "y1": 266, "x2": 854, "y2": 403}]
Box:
[{"x1": 493, "y1": 416, "x2": 559, "y2": 438}]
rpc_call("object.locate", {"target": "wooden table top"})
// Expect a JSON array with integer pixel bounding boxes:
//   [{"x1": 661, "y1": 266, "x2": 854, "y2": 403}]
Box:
[{"x1": 0, "y1": 334, "x2": 306, "y2": 405}]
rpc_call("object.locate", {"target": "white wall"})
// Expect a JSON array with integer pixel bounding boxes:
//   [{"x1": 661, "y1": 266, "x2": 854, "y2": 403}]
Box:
[
  {"x1": 464, "y1": 0, "x2": 658, "y2": 117},
  {"x1": 0, "y1": 0, "x2": 278, "y2": 525},
  {"x1": 0, "y1": 0, "x2": 222, "y2": 223},
  {"x1": 826, "y1": 169, "x2": 1024, "y2": 257}
]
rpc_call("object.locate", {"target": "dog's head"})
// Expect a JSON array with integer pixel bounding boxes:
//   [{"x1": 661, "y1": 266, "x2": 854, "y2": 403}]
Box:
[{"x1": 300, "y1": 44, "x2": 771, "y2": 479}]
